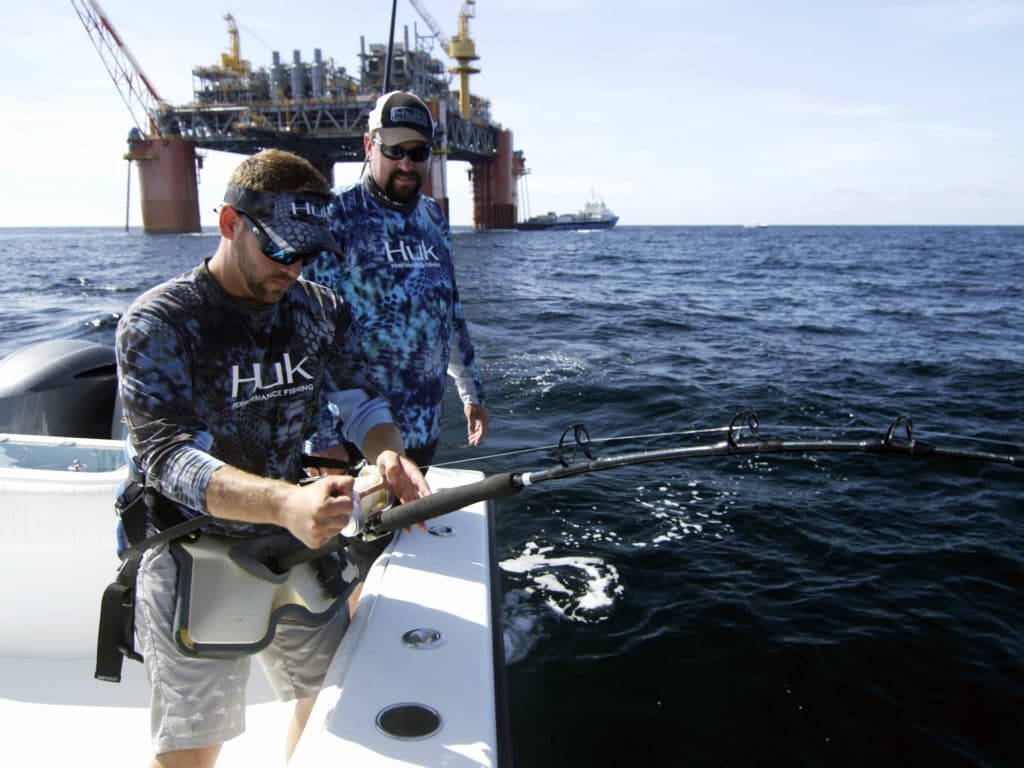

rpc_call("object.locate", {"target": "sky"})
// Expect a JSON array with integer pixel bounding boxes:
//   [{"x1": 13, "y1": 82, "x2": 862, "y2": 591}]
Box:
[{"x1": 2, "y1": 0, "x2": 1022, "y2": 228}]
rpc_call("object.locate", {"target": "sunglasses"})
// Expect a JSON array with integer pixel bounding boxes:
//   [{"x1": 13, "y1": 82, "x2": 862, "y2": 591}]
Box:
[
  {"x1": 373, "y1": 137, "x2": 431, "y2": 163},
  {"x1": 236, "y1": 210, "x2": 318, "y2": 266}
]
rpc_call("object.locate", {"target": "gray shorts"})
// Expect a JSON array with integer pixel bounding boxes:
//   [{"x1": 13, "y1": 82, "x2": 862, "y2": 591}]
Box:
[{"x1": 135, "y1": 543, "x2": 349, "y2": 754}]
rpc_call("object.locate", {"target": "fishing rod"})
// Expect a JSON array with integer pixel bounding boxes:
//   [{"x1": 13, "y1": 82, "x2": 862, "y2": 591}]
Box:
[
  {"x1": 276, "y1": 413, "x2": 1022, "y2": 570},
  {"x1": 430, "y1": 425, "x2": 737, "y2": 468},
  {"x1": 383, "y1": 0, "x2": 398, "y2": 92}
]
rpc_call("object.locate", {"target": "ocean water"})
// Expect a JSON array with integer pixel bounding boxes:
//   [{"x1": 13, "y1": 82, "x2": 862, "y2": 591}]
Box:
[{"x1": 1, "y1": 225, "x2": 1022, "y2": 767}]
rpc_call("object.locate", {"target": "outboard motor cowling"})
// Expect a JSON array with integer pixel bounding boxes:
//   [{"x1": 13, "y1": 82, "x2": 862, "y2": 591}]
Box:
[{"x1": 0, "y1": 339, "x2": 119, "y2": 439}]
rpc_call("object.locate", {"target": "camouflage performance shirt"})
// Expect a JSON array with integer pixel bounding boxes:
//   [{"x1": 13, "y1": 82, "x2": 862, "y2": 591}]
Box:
[
  {"x1": 303, "y1": 176, "x2": 485, "y2": 450},
  {"x1": 115, "y1": 260, "x2": 394, "y2": 536}
]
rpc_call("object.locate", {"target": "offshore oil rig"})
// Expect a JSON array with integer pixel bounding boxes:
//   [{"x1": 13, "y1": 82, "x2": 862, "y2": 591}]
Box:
[{"x1": 71, "y1": 0, "x2": 526, "y2": 232}]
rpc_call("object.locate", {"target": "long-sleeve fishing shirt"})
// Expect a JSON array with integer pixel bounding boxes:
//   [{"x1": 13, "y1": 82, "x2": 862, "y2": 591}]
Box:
[
  {"x1": 303, "y1": 175, "x2": 485, "y2": 451},
  {"x1": 115, "y1": 260, "x2": 394, "y2": 537}
]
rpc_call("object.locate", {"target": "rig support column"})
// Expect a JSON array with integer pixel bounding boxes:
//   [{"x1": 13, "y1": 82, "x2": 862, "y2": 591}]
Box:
[
  {"x1": 470, "y1": 129, "x2": 516, "y2": 229},
  {"x1": 125, "y1": 137, "x2": 201, "y2": 233},
  {"x1": 423, "y1": 98, "x2": 450, "y2": 220}
]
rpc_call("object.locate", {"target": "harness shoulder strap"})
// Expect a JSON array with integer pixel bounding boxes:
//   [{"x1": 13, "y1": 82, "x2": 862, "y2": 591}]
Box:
[{"x1": 94, "y1": 554, "x2": 143, "y2": 683}]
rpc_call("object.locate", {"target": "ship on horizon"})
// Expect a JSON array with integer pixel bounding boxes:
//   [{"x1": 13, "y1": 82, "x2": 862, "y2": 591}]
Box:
[{"x1": 516, "y1": 193, "x2": 618, "y2": 231}]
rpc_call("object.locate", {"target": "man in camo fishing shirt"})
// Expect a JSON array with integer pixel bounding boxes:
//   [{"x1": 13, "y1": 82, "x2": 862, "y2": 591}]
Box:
[
  {"x1": 115, "y1": 149, "x2": 429, "y2": 767},
  {"x1": 303, "y1": 90, "x2": 490, "y2": 467},
  {"x1": 303, "y1": 92, "x2": 490, "y2": 596}
]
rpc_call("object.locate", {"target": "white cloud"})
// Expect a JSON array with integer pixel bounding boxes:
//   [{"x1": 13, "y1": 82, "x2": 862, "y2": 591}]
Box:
[
  {"x1": 768, "y1": 98, "x2": 889, "y2": 119},
  {"x1": 890, "y1": 1, "x2": 1024, "y2": 30}
]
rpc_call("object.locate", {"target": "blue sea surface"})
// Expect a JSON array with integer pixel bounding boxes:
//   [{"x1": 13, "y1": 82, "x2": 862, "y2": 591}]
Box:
[{"x1": 1, "y1": 225, "x2": 1022, "y2": 766}]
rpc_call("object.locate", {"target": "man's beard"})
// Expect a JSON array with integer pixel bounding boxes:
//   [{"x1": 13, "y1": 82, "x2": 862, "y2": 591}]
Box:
[
  {"x1": 237, "y1": 245, "x2": 294, "y2": 305},
  {"x1": 383, "y1": 169, "x2": 422, "y2": 203}
]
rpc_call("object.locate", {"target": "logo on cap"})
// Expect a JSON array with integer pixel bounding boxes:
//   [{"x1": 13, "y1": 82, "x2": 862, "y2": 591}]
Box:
[
  {"x1": 290, "y1": 200, "x2": 329, "y2": 221},
  {"x1": 389, "y1": 105, "x2": 432, "y2": 129}
]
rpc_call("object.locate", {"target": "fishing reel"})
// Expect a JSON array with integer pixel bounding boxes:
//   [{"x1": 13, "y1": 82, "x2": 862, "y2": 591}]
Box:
[
  {"x1": 299, "y1": 456, "x2": 395, "y2": 541},
  {"x1": 347, "y1": 463, "x2": 395, "y2": 541}
]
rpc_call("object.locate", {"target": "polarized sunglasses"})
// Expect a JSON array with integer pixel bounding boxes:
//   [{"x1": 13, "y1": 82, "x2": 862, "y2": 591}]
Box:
[
  {"x1": 373, "y1": 137, "x2": 432, "y2": 163},
  {"x1": 235, "y1": 210, "x2": 318, "y2": 266}
]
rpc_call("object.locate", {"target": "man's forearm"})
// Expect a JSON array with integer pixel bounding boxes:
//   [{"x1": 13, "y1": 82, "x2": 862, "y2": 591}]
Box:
[
  {"x1": 204, "y1": 465, "x2": 295, "y2": 525},
  {"x1": 360, "y1": 423, "x2": 406, "y2": 465}
]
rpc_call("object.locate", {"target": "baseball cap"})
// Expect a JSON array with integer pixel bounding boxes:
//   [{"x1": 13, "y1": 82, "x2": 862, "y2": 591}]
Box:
[
  {"x1": 368, "y1": 91, "x2": 434, "y2": 145},
  {"x1": 223, "y1": 185, "x2": 341, "y2": 260}
]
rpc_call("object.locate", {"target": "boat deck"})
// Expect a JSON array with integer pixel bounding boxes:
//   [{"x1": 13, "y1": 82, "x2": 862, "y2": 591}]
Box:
[
  {"x1": 0, "y1": 456, "x2": 505, "y2": 766},
  {"x1": 0, "y1": 655, "x2": 286, "y2": 764}
]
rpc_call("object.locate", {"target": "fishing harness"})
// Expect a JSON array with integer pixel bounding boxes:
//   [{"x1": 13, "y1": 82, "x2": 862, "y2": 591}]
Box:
[{"x1": 94, "y1": 455, "x2": 363, "y2": 683}]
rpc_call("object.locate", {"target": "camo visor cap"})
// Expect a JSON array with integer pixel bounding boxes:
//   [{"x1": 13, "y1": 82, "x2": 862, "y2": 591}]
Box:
[{"x1": 224, "y1": 185, "x2": 341, "y2": 257}]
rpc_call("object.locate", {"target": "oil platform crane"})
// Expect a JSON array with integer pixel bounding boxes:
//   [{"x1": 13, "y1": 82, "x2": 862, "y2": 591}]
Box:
[
  {"x1": 446, "y1": 2, "x2": 481, "y2": 121},
  {"x1": 70, "y1": 0, "x2": 167, "y2": 138},
  {"x1": 220, "y1": 14, "x2": 249, "y2": 76},
  {"x1": 407, "y1": 1, "x2": 480, "y2": 119},
  {"x1": 404, "y1": 1, "x2": 515, "y2": 226},
  {"x1": 70, "y1": 0, "x2": 202, "y2": 232}
]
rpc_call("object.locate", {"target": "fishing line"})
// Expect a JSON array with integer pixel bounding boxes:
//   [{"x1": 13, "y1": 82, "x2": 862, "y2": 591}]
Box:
[{"x1": 431, "y1": 426, "x2": 736, "y2": 468}]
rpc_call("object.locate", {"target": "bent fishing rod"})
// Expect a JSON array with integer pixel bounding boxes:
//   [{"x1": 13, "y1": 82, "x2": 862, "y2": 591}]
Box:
[{"x1": 276, "y1": 412, "x2": 1022, "y2": 570}]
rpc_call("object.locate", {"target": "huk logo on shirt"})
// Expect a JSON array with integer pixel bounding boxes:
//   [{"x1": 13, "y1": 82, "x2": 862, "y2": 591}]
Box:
[
  {"x1": 231, "y1": 353, "x2": 313, "y2": 400},
  {"x1": 383, "y1": 239, "x2": 440, "y2": 266}
]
